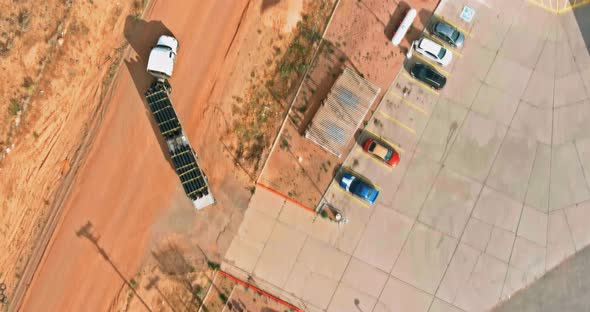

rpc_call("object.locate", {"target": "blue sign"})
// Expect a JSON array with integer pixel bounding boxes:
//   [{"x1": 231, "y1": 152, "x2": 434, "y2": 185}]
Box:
[{"x1": 460, "y1": 6, "x2": 475, "y2": 23}]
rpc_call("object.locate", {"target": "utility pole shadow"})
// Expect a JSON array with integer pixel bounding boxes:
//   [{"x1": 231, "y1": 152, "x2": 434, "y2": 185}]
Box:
[{"x1": 76, "y1": 221, "x2": 153, "y2": 312}]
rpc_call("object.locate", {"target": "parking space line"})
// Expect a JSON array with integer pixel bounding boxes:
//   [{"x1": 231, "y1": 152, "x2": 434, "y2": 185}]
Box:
[
  {"x1": 365, "y1": 129, "x2": 405, "y2": 153},
  {"x1": 422, "y1": 33, "x2": 463, "y2": 57},
  {"x1": 335, "y1": 186, "x2": 370, "y2": 209},
  {"x1": 560, "y1": 0, "x2": 590, "y2": 12},
  {"x1": 528, "y1": 0, "x2": 558, "y2": 12},
  {"x1": 356, "y1": 147, "x2": 394, "y2": 171},
  {"x1": 434, "y1": 15, "x2": 474, "y2": 38},
  {"x1": 411, "y1": 53, "x2": 451, "y2": 76},
  {"x1": 390, "y1": 92, "x2": 428, "y2": 115},
  {"x1": 402, "y1": 72, "x2": 440, "y2": 96},
  {"x1": 475, "y1": 0, "x2": 492, "y2": 8},
  {"x1": 378, "y1": 111, "x2": 416, "y2": 135}
]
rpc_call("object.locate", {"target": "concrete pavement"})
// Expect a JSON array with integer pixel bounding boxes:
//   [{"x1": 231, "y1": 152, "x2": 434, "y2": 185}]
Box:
[{"x1": 223, "y1": 0, "x2": 590, "y2": 311}]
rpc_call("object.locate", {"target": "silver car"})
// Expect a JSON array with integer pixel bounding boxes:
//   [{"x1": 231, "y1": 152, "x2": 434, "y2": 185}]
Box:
[{"x1": 432, "y1": 21, "x2": 465, "y2": 48}]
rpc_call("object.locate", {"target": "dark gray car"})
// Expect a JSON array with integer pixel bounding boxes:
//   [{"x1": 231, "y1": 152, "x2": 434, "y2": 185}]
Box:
[
  {"x1": 410, "y1": 62, "x2": 447, "y2": 90},
  {"x1": 432, "y1": 21, "x2": 465, "y2": 48}
]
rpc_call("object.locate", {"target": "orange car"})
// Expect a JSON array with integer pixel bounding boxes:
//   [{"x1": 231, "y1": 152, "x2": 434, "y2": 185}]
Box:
[{"x1": 363, "y1": 138, "x2": 400, "y2": 167}]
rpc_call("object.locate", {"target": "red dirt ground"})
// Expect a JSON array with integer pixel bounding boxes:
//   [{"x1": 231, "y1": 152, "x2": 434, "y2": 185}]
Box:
[
  {"x1": 17, "y1": 0, "x2": 253, "y2": 311},
  {"x1": 259, "y1": 0, "x2": 439, "y2": 209}
]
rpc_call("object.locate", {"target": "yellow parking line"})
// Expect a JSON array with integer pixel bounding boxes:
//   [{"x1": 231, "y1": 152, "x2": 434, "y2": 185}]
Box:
[
  {"x1": 422, "y1": 33, "x2": 463, "y2": 57},
  {"x1": 528, "y1": 0, "x2": 558, "y2": 12},
  {"x1": 402, "y1": 72, "x2": 440, "y2": 96},
  {"x1": 356, "y1": 147, "x2": 394, "y2": 171},
  {"x1": 434, "y1": 15, "x2": 474, "y2": 38},
  {"x1": 390, "y1": 92, "x2": 427, "y2": 115},
  {"x1": 335, "y1": 186, "x2": 370, "y2": 208},
  {"x1": 378, "y1": 111, "x2": 416, "y2": 135},
  {"x1": 476, "y1": 0, "x2": 492, "y2": 8},
  {"x1": 411, "y1": 53, "x2": 451, "y2": 76},
  {"x1": 559, "y1": 0, "x2": 590, "y2": 13},
  {"x1": 364, "y1": 129, "x2": 405, "y2": 153}
]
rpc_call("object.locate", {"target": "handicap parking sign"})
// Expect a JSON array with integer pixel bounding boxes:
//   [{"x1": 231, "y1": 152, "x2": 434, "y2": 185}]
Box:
[{"x1": 460, "y1": 6, "x2": 475, "y2": 23}]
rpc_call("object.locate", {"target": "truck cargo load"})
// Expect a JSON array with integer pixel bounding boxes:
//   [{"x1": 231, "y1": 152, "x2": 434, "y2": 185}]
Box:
[{"x1": 144, "y1": 80, "x2": 214, "y2": 210}]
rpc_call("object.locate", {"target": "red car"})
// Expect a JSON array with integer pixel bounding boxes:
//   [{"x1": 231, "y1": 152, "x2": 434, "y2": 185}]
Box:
[{"x1": 363, "y1": 138, "x2": 400, "y2": 167}]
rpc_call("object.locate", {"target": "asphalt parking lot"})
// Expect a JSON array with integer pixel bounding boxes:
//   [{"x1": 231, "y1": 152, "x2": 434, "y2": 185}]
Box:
[{"x1": 223, "y1": 0, "x2": 590, "y2": 311}]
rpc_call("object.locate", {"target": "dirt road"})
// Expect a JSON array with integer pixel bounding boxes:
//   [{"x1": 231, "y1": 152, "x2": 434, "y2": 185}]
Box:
[{"x1": 18, "y1": 0, "x2": 250, "y2": 310}]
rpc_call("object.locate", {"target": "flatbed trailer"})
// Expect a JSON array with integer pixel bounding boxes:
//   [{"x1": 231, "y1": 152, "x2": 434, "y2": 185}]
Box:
[{"x1": 144, "y1": 80, "x2": 215, "y2": 209}]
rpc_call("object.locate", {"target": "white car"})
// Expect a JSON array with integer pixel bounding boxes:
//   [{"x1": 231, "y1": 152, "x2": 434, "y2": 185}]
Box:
[
  {"x1": 147, "y1": 35, "x2": 179, "y2": 79},
  {"x1": 412, "y1": 37, "x2": 452, "y2": 67}
]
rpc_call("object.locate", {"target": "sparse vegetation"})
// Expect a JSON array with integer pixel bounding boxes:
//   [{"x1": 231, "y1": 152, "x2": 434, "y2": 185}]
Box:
[
  {"x1": 9, "y1": 99, "x2": 22, "y2": 116},
  {"x1": 297, "y1": 103, "x2": 308, "y2": 113},
  {"x1": 320, "y1": 209, "x2": 328, "y2": 218},
  {"x1": 69, "y1": 20, "x2": 90, "y2": 36},
  {"x1": 129, "y1": 278, "x2": 137, "y2": 289},
  {"x1": 280, "y1": 137, "x2": 290, "y2": 150},
  {"x1": 218, "y1": 292, "x2": 228, "y2": 303},
  {"x1": 102, "y1": 43, "x2": 128, "y2": 98},
  {"x1": 207, "y1": 261, "x2": 221, "y2": 271},
  {"x1": 17, "y1": 10, "x2": 31, "y2": 33},
  {"x1": 270, "y1": 1, "x2": 333, "y2": 98}
]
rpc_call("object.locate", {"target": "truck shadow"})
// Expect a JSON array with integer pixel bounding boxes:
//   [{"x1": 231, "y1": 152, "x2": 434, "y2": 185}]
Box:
[
  {"x1": 123, "y1": 16, "x2": 176, "y2": 171},
  {"x1": 124, "y1": 16, "x2": 174, "y2": 63},
  {"x1": 125, "y1": 57, "x2": 175, "y2": 171}
]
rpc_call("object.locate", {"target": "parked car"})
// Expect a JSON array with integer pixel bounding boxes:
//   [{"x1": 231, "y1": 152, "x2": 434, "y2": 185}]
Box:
[
  {"x1": 410, "y1": 62, "x2": 447, "y2": 90},
  {"x1": 412, "y1": 37, "x2": 453, "y2": 67},
  {"x1": 363, "y1": 138, "x2": 400, "y2": 167},
  {"x1": 339, "y1": 172, "x2": 379, "y2": 204},
  {"x1": 432, "y1": 21, "x2": 465, "y2": 48}
]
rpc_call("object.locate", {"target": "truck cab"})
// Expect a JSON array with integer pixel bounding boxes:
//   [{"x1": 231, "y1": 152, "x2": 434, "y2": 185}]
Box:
[{"x1": 147, "y1": 35, "x2": 179, "y2": 80}]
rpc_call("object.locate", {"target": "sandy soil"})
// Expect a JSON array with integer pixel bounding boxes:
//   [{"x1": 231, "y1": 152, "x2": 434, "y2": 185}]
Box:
[
  {"x1": 8, "y1": 0, "x2": 332, "y2": 310},
  {"x1": 0, "y1": 0, "x2": 141, "y2": 306},
  {"x1": 259, "y1": 0, "x2": 439, "y2": 209},
  {"x1": 16, "y1": 0, "x2": 254, "y2": 311}
]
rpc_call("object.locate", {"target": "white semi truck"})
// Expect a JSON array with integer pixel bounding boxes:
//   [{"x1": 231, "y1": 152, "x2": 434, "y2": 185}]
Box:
[
  {"x1": 144, "y1": 36, "x2": 215, "y2": 210},
  {"x1": 147, "y1": 35, "x2": 179, "y2": 80}
]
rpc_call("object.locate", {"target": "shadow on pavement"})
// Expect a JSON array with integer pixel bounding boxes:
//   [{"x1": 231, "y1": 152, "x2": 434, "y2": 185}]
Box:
[
  {"x1": 494, "y1": 243, "x2": 590, "y2": 312},
  {"x1": 568, "y1": 1, "x2": 590, "y2": 51}
]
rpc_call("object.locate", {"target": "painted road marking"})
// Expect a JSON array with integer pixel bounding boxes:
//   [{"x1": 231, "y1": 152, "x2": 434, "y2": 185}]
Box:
[
  {"x1": 434, "y1": 14, "x2": 474, "y2": 38},
  {"x1": 256, "y1": 182, "x2": 316, "y2": 213},
  {"x1": 473, "y1": 0, "x2": 492, "y2": 8},
  {"x1": 390, "y1": 92, "x2": 428, "y2": 115},
  {"x1": 335, "y1": 186, "x2": 370, "y2": 209},
  {"x1": 356, "y1": 147, "x2": 394, "y2": 171},
  {"x1": 365, "y1": 129, "x2": 405, "y2": 153},
  {"x1": 561, "y1": 0, "x2": 590, "y2": 12},
  {"x1": 527, "y1": 0, "x2": 558, "y2": 12},
  {"x1": 378, "y1": 111, "x2": 416, "y2": 135},
  {"x1": 402, "y1": 72, "x2": 440, "y2": 96},
  {"x1": 422, "y1": 32, "x2": 463, "y2": 57},
  {"x1": 411, "y1": 53, "x2": 451, "y2": 76}
]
